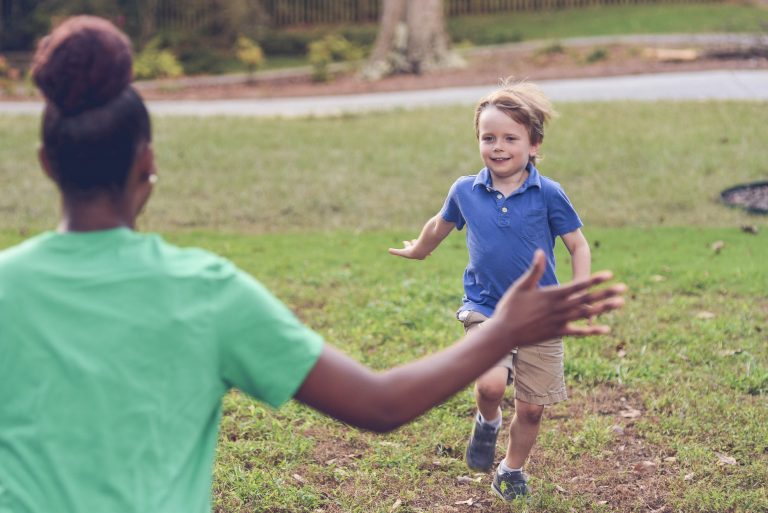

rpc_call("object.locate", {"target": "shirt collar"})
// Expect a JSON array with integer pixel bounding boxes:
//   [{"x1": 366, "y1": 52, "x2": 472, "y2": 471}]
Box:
[{"x1": 472, "y1": 163, "x2": 542, "y2": 193}]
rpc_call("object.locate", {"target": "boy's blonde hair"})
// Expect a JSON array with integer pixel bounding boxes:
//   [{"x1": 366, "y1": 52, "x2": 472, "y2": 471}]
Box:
[{"x1": 474, "y1": 79, "x2": 556, "y2": 164}]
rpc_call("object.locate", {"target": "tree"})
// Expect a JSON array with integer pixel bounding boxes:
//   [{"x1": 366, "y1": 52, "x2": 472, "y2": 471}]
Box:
[{"x1": 362, "y1": 0, "x2": 463, "y2": 80}]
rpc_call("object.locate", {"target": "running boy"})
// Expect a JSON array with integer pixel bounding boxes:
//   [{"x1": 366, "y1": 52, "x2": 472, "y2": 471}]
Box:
[{"x1": 389, "y1": 81, "x2": 591, "y2": 501}]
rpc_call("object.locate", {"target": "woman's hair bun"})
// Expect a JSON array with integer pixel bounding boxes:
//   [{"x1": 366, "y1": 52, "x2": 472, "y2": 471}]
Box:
[{"x1": 32, "y1": 16, "x2": 133, "y2": 115}]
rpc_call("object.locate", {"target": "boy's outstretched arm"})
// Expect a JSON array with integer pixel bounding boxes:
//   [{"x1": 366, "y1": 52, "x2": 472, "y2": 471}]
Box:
[
  {"x1": 562, "y1": 228, "x2": 591, "y2": 282},
  {"x1": 295, "y1": 251, "x2": 626, "y2": 433},
  {"x1": 388, "y1": 214, "x2": 455, "y2": 260}
]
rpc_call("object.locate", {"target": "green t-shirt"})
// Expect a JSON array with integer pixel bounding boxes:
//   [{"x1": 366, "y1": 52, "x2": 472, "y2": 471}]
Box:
[{"x1": 0, "y1": 228, "x2": 323, "y2": 513}]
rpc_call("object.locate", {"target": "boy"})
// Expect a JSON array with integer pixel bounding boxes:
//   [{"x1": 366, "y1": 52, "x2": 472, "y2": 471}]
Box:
[{"x1": 389, "y1": 81, "x2": 591, "y2": 501}]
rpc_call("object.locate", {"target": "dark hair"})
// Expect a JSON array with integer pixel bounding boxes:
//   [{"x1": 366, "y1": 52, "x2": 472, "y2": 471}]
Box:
[{"x1": 32, "y1": 16, "x2": 151, "y2": 194}]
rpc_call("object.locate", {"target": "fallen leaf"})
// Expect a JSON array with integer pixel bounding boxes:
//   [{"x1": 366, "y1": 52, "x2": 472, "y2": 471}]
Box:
[
  {"x1": 717, "y1": 348, "x2": 743, "y2": 357},
  {"x1": 633, "y1": 461, "x2": 657, "y2": 475},
  {"x1": 389, "y1": 499, "x2": 402, "y2": 512},
  {"x1": 597, "y1": 500, "x2": 608, "y2": 505},
  {"x1": 696, "y1": 311, "x2": 716, "y2": 320},
  {"x1": 554, "y1": 484, "x2": 567, "y2": 493},
  {"x1": 716, "y1": 452, "x2": 737, "y2": 466},
  {"x1": 292, "y1": 473, "x2": 306, "y2": 484},
  {"x1": 620, "y1": 407, "x2": 642, "y2": 419},
  {"x1": 454, "y1": 497, "x2": 475, "y2": 506},
  {"x1": 611, "y1": 425, "x2": 625, "y2": 435},
  {"x1": 710, "y1": 240, "x2": 725, "y2": 253},
  {"x1": 663, "y1": 456, "x2": 677, "y2": 463},
  {"x1": 684, "y1": 473, "x2": 694, "y2": 481},
  {"x1": 456, "y1": 476, "x2": 475, "y2": 484},
  {"x1": 650, "y1": 274, "x2": 666, "y2": 282}
]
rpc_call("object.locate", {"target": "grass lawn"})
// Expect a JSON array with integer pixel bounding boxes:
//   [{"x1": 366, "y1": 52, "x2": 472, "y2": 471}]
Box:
[{"x1": 0, "y1": 100, "x2": 766, "y2": 512}]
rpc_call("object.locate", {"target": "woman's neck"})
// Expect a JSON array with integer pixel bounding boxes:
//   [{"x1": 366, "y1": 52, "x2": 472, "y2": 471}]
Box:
[{"x1": 58, "y1": 193, "x2": 134, "y2": 232}]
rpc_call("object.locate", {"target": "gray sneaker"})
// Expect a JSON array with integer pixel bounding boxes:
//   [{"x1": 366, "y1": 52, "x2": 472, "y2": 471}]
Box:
[
  {"x1": 464, "y1": 417, "x2": 499, "y2": 471},
  {"x1": 491, "y1": 469, "x2": 531, "y2": 501}
]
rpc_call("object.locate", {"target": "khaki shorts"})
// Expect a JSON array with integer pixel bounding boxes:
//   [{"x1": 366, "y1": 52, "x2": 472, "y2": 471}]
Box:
[{"x1": 459, "y1": 310, "x2": 567, "y2": 406}]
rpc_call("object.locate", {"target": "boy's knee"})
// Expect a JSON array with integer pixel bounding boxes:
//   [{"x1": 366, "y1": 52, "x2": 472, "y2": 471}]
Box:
[
  {"x1": 475, "y1": 381, "x2": 506, "y2": 403},
  {"x1": 515, "y1": 402, "x2": 544, "y2": 424}
]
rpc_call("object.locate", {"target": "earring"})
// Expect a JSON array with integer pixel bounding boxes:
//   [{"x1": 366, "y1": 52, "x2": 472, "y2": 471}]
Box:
[{"x1": 148, "y1": 174, "x2": 159, "y2": 184}]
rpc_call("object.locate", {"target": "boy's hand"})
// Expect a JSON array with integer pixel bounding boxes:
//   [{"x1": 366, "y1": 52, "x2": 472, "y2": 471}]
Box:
[{"x1": 388, "y1": 239, "x2": 429, "y2": 260}]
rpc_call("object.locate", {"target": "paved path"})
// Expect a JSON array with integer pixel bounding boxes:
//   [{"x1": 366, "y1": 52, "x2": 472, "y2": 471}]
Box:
[{"x1": 1, "y1": 69, "x2": 766, "y2": 118}]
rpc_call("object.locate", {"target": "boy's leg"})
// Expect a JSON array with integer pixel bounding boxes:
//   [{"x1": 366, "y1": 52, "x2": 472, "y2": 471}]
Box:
[
  {"x1": 461, "y1": 311, "x2": 513, "y2": 471},
  {"x1": 504, "y1": 399, "x2": 544, "y2": 469},
  {"x1": 492, "y1": 338, "x2": 566, "y2": 501}
]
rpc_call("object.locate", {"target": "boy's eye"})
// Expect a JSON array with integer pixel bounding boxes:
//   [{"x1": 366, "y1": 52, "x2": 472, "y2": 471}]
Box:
[
  {"x1": 482, "y1": 136, "x2": 494, "y2": 142},
  {"x1": 506, "y1": 136, "x2": 517, "y2": 142}
]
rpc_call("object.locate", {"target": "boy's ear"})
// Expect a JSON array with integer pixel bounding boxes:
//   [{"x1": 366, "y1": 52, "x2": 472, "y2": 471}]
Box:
[{"x1": 38, "y1": 146, "x2": 58, "y2": 183}]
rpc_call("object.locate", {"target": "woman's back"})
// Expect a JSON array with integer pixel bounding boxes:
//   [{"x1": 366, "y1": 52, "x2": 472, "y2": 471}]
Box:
[{"x1": 0, "y1": 229, "x2": 321, "y2": 512}]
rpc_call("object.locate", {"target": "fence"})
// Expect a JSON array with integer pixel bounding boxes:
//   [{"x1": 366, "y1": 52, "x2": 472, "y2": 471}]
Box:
[{"x1": 261, "y1": 0, "x2": 718, "y2": 27}]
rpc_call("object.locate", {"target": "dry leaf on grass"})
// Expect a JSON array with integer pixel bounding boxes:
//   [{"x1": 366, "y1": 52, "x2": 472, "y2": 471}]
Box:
[
  {"x1": 710, "y1": 240, "x2": 725, "y2": 253},
  {"x1": 633, "y1": 461, "x2": 657, "y2": 475},
  {"x1": 292, "y1": 473, "x2": 306, "y2": 484},
  {"x1": 454, "y1": 497, "x2": 475, "y2": 506},
  {"x1": 696, "y1": 311, "x2": 716, "y2": 319},
  {"x1": 620, "y1": 407, "x2": 643, "y2": 418},
  {"x1": 716, "y1": 452, "x2": 737, "y2": 466},
  {"x1": 389, "y1": 499, "x2": 402, "y2": 512}
]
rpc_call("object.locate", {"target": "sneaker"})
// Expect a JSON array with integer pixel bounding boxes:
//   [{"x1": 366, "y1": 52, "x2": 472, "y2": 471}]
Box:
[
  {"x1": 491, "y1": 469, "x2": 531, "y2": 501},
  {"x1": 464, "y1": 417, "x2": 499, "y2": 471}
]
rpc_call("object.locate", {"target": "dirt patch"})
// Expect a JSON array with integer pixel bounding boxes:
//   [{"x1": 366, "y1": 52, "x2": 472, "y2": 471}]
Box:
[
  {"x1": 295, "y1": 384, "x2": 675, "y2": 512},
  {"x1": 134, "y1": 42, "x2": 768, "y2": 101}
]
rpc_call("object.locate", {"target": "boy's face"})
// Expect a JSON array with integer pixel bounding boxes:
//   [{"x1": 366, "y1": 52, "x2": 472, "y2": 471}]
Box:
[{"x1": 478, "y1": 106, "x2": 539, "y2": 180}]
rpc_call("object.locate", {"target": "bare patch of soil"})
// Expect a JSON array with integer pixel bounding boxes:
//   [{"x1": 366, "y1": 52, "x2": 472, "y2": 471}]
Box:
[
  {"x1": 136, "y1": 43, "x2": 768, "y2": 101},
  {"x1": 298, "y1": 384, "x2": 675, "y2": 512}
]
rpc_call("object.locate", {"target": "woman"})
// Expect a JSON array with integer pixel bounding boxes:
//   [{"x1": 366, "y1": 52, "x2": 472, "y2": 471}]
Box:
[{"x1": 0, "y1": 16, "x2": 625, "y2": 513}]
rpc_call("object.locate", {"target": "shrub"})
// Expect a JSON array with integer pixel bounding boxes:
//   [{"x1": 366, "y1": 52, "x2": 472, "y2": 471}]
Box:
[
  {"x1": 133, "y1": 39, "x2": 184, "y2": 80},
  {"x1": 307, "y1": 34, "x2": 363, "y2": 82},
  {"x1": 586, "y1": 47, "x2": 609, "y2": 63},
  {"x1": 235, "y1": 36, "x2": 265, "y2": 78}
]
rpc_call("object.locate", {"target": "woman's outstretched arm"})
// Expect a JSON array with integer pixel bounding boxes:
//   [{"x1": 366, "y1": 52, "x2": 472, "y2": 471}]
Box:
[{"x1": 295, "y1": 250, "x2": 626, "y2": 432}]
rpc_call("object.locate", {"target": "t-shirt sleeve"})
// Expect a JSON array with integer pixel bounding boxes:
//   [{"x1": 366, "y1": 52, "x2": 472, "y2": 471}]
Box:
[
  {"x1": 440, "y1": 180, "x2": 465, "y2": 230},
  {"x1": 546, "y1": 182, "x2": 583, "y2": 237},
  {"x1": 211, "y1": 261, "x2": 323, "y2": 408}
]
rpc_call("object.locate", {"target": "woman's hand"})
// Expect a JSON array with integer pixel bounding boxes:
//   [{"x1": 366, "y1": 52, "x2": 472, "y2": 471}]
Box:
[{"x1": 489, "y1": 250, "x2": 626, "y2": 347}]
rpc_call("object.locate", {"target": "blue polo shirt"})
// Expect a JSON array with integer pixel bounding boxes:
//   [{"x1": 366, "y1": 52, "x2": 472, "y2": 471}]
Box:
[{"x1": 440, "y1": 164, "x2": 582, "y2": 318}]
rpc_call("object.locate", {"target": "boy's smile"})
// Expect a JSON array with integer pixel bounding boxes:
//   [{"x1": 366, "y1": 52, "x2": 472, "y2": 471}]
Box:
[{"x1": 477, "y1": 106, "x2": 540, "y2": 193}]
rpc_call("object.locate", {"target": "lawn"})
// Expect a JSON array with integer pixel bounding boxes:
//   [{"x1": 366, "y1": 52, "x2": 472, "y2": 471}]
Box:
[{"x1": 0, "y1": 101, "x2": 766, "y2": 512}]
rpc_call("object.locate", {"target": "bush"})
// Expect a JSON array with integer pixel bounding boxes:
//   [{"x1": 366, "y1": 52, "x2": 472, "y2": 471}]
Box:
[
  {"x1": 260, "y1": 25, "x2": 375, "y2": 57},
  {"x1": 235, "y1": 36, "x2": 265, "y2": 77},
  {"x1": 133, "y1": 39, "x2": 184, "y2": 80},
  {"x1": 307, "y1": 34, "x2": 364, "y2": 82}
]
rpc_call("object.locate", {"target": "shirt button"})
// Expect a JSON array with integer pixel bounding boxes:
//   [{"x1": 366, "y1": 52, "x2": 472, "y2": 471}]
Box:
[
  {"x1": 496, "y1": 193, "x2": 502, "y2": 199},
  {"x1": 501, "y1": 207, "x2": 508, "y2": 213}
]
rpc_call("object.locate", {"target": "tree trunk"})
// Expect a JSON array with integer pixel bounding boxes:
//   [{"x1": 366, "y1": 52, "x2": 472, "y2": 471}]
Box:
[{"x1": 362, "y1": 0, "x2": 463, "y2": 80}]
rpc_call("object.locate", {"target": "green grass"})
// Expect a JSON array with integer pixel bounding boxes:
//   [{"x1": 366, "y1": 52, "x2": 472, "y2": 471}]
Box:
[
  {"x1": 449, "y1": 3, "x2": 768, "y2": 46},
  {"x1": 1, "y1": 99, "x2": 766, "y2": 511},
  {"x1": 1, "y1": 101, "x2": 767, "y2": 233},
  {"x1": 0, "y1": 225, "x2": 764, "y2": 511}
]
